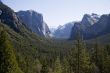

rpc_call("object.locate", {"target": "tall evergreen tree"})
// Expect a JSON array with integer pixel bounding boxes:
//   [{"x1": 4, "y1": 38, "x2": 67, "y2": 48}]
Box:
[
  {"x1": 92, "y1": 41, "x2": 100, "y2": 73},
  {"x1": 54, "y1": 57, "x2": 62, "y2": 73},
  {"x1": 33, "y1": 58, "x2": 42, "y2": 73},
  {"x1": 62, "y1": 58, "x2": 70, "y2": 73},
  {"x1": 75, "y1": 37, "x2": 91, "y2": 73},
  {"x1": 99, "y1": 46, "x2": 110, "y2": 73},
  {"x1": 103, "y1": 55, "x2": 110, "y2": 73},
  {"x1": 70, "y1": 30, "x2": 91, "y2": 73},
  {"x1": 0, "y1": 30, "x2": 23, "y2": 73}
]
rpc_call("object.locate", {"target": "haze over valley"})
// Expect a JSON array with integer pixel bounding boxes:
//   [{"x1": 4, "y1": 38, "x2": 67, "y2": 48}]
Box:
[{"x1": 0, "y1": 0, "x2": 110, "y2": 73}]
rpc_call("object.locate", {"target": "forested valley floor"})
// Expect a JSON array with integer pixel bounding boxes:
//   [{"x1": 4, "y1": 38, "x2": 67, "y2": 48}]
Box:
[{"x1": 0, "y1": 25, "x2": 110, "y2": 73}]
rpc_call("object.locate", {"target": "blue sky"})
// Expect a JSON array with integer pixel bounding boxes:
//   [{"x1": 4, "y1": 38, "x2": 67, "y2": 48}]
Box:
[{"x1": 2, "y1": 0, "x2": 110, "y2": 28}]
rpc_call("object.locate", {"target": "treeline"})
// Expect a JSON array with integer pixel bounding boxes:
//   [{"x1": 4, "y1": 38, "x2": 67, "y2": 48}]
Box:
[{"x1": 0, "y1": 28, "x2": 110, "y2": 73}]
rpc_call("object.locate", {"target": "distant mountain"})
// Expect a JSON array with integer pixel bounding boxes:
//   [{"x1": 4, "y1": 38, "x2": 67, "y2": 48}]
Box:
[
  {"x1": 16, "y1": 10, "x2": 50, "y2": 37},
  {"x1": 0, "y1": 3, "x2": 56, "y2": 73},
  {"x1": 0, "y1": 2, "x2": 51, "y2": 38},
  {"x1": 53, "y1": 13, "x2": 100, "y2": 39},
  {"x1": 81, "y1": 13, "x2": 100, "y2": 26},
  {"x1": 53, "y1": 22, "x2": 74, "y2": 39},
  {"x1": 49, "y1": 27, "x2": 56, "y2": 37},
  {"x1": 50, "y1": 28, "x2": 56, "y2": 33},
  {"x1": 70, "y1": 13, "x2": 110, "y2": 40},
  {"x1": 84, "y1": 14, "x2": 110, "y2": 39}
]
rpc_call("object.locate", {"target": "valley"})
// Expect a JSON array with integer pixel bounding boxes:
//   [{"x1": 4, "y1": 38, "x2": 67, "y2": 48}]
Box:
[{"x1": 0, "y1": 1, "x2": 110, "y2": 73}]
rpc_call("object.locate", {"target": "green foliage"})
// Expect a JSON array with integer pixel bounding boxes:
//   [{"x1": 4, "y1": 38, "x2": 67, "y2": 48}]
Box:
[
  {"x1": 69, "y1": 35, "x2": 91, "y2": 73},
  {"x1": 103, "y1": 56, "x2": 110, "y2": 73},
  {"x1": 62, "y1": 58, "x2": 70, "y2": 73},
  {"x1": 33, "y1": 59, "x2": 42, "y2": 73},
  {"x1": 0, "y1": 30, "x2": 23, "y2": 73},
  {"x1": 54, "y1": 57, "x2": 62, "y2": 73},
  {"x1": 0, "y1": 23, "x2": 110, "y2": 73},
  {"x1": 89, "y1": 63, "x2": 99, "y2": 73},
  {"x1": 91, "y1": 41, "x2": 110, "y2": 73}
]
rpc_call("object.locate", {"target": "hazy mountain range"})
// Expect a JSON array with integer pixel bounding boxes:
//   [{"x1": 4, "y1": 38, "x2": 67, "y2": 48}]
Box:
[
  {"x1": 0, "y1": 1, "x2": 110, "y2": 73},
  {"x1": 53, "y1": 13, "x2": 110, "y2": 40},
  {"x1": 70, "y1": 13, "x2": 110, "y2": 40},
  {"x1": 52, "y1": 22, "x2": 74, "y2": 39},
  {"x1": 52, "y1": 13, "x2": 100, "y2": 39},
  {"x1": 0, "y1": 1, "x2": 110, "y2": 40}
]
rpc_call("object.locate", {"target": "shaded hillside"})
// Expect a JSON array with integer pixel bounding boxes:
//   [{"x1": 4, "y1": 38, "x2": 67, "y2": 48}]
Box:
[{"x1": 0, "y1": 1, "x2": 110, "y2": 73}]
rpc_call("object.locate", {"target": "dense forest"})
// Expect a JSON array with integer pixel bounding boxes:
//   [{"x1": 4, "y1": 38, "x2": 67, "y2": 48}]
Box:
[
  {"x1": 0, "y1": 26, "x2": 110, "y2": 73},
  {"x1": 0, "y1": 1, "x2": 110, "y2": 73}
]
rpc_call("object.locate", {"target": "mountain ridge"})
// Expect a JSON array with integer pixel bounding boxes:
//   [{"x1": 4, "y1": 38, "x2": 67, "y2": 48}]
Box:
[
  {"x1": 0, "y1": 3, "x2": 25, "y2": 32},
  {"x1": 53, "y1": 22, "x2": 74, "y2": 39},
  {"x1": 53, "y1": 13, "x2": 100, "y2": 39},
  {"x1": 70, "y1": 13, "x2": 110, "y2": 40},
  {"x1": 16, "y1": 10, "x2": 51, "y2": 37}
]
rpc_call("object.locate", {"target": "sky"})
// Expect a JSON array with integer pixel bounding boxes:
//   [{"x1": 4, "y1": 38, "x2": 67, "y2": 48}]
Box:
[{"x1": 2, "y1": 0, "x2": 110, "y2": 28}]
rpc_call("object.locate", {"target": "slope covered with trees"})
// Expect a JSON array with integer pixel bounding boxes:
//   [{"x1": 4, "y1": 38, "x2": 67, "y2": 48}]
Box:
[
  {"x1": 0, "y1": 27, "x2": 23, "y2": 73},
  {"x1": 0, "y1": 1, "x2": 110, "y2": 73},
  {"x1": 0, "y1": 22, "x2": 110, "y2": 73}
]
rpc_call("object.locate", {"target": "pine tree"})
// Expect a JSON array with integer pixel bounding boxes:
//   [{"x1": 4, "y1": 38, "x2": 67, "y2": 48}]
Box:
[
  {"x1": 54, "y1": 57, "x2": 62, "y2": 73},
  {"x1": 76, "y1": 38, "x2": 91, "y2": 73},
  {"x1": 68, "y1": 47, "x2": 75, "y2": 73},
  {"x1": 89, "y1": 63, "x2": 99, "y2": 73},
  {"x1": 91, "y1": 39, "x2": 110, "y2": 73},
  {"x1": 72, "y1": 30, "x2": 91, "y2": 73},
  {"x1": 103, "y1": 55, "x2": 110, "y2": 73},
  {"x1": 0, "y1": 30, "x2": 23, "y2": 73},
  {"x1": 62, "y1": 58, "x2": 70, "y2": 73},
  {"x1": 33, "y1": 58, "x2": 42, "y2": 73},
  {"x1": 92, "y1": 42, "x2": 101, "y2": 73},
  {"x1": 102, "y1": 46, "x2": 110, "y2": 73}
]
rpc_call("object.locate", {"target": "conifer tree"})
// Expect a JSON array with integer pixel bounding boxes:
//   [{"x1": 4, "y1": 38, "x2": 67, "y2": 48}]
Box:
[
  {"x1": 89, "y1": 63, "x2": 99, "y2": 73},
  {"x1": 0, "y1": 30, "x2": 23, "y2": 73},
  {"x1": 62, "y1": 58, "x2": 70, "y2": 73},
  {"x1": 91, "y1": 39, "x2": 110, "y2": 73},
  {"x1": 100, "y1": 46, "x2": 110, "y2": 73},
  {"x1": 72, "y1": 30, "x2": 91, "y2": 73},
  {"x1": 33, "y1": 58, "x2": 42, "y2": 73},
  {"x1": 103, "y1": 55, "x2": 110, "y2": 73},
  {"x1": 54, "y1": 57, "x2": 62, "y2": 73}
]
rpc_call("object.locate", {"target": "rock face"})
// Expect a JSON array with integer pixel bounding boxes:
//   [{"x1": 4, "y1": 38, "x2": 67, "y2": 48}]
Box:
[
  {"x1": 53, "y1": 22, "x2": 74, "y2": 39},
  {"x1": 0, "y1": 0, "x2": 2, "y2": 3},
  {"x1": 81, "y1": 13, "x2": 100, "y2": 26},
  {"x1": 53, "y1": 13, "x2": 100, "y2": 39},
  {"x1": 0, "y1": 3, "x2": 23, "y2": 32},
  {"x1": 70, "y1": 13, "x2": 110, "y2": 40},
  {"x1": 16, "y1": 10, "x2": 50, "y2": 37},
  {"x1": 70, "y1": 13, "x2": 100, "y2": 40},
  {"x1": 84, "y1": 14, "x2": 110, "y2": 39}
]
